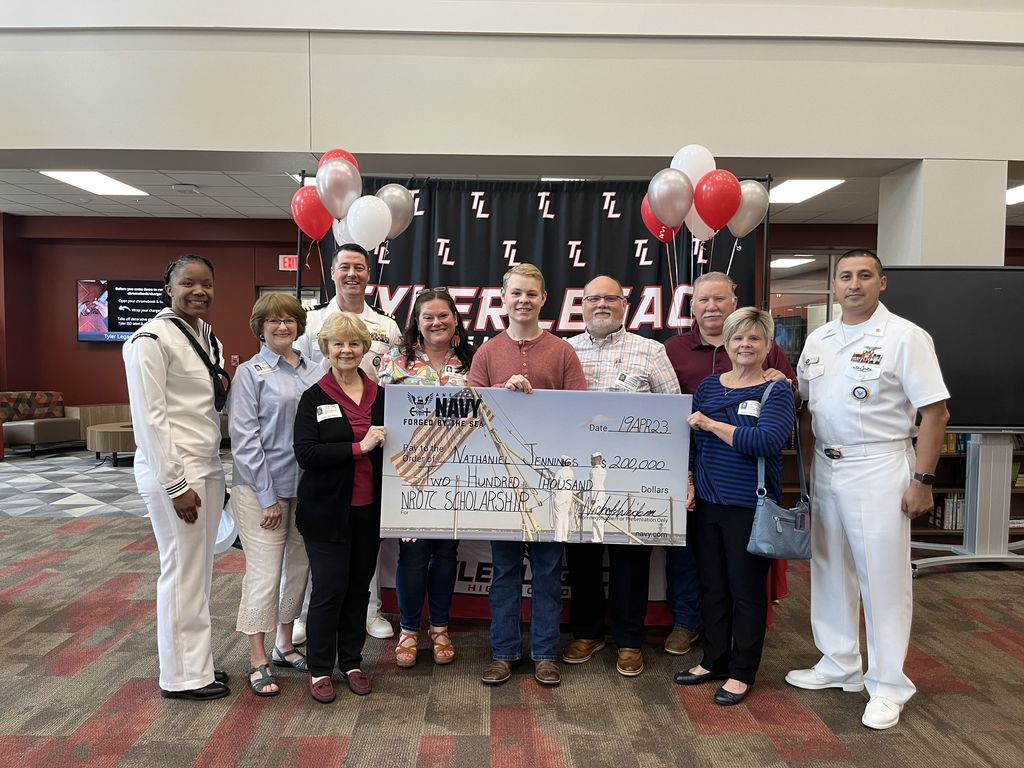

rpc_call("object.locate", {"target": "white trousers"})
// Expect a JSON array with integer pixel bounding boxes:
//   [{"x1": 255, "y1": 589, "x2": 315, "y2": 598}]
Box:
[
  {"x1": 232, "y1": 485, "x2": 309, "y2": 635},
  {"x1": 810, "y1": 446, "x2": 917, "y2": 704},
  {"x1": 136, "y1": 453, "x2": 224, "y2": 691}
]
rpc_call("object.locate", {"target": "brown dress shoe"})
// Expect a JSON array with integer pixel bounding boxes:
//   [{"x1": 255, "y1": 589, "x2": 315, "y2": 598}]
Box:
[
  {"x1": 664, "y1": 628, "x2": 700, "y2": 656},
  {"x1": 616, "y1": 648, "x2": 644, "y2": 677},
  {"x1": 561, "y1": 638, "x2": 606, "y2": 664},
  {"x1": 534, "y1": 660, "x2": 561, "y2": 686},
  {"x1": 481, "y1": 659, "x2": 515, "y2": 685},
  {"x1": 309, "y1": 675, "x2": 336, "y2": 704},
  {"x1": 342, "y1": 669, "x2": 372, "y2": 695}
]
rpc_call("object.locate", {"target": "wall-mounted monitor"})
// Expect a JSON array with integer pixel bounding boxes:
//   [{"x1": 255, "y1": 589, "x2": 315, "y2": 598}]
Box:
[{"x1": 77, "y1": 279, "x2": 165, "y2": 342}]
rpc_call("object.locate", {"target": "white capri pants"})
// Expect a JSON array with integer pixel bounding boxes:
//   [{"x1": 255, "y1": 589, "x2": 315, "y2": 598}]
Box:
[
  {"x1": 136, "y1": 453, "x2": 225, "y2": 692},
  {"x1": 232, "y1": 484, "x2": 309, "y2": 635},
  {"x1": 810, "y1": 445, "x2": 917, "y2": 705}
]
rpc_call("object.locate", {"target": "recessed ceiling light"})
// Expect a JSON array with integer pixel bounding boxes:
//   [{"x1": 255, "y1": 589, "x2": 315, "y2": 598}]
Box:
[
  {"x1": 541, "y1": 177, "x2": 589, "y2": 182},
  {"x1": 771, "y1": 258, "x2": 816, "y2": 269},
  {"x1": 769, "y1": 180, "x2": 844, "y2": 204},
  {"x1": 1007, "y1": 184, "x2": 1024, "y2": 205},
  {"x1": 288, "y1": 173, "x2": 318, "y2": 186},
  {"x1": 39, "y1": 171, "x2": 148, "y2": 196}
]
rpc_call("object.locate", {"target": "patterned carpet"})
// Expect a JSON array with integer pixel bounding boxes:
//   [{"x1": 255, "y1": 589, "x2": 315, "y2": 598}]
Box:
[{"x1": 2, "y1": 451, "x2": 1024, "y2": 767}]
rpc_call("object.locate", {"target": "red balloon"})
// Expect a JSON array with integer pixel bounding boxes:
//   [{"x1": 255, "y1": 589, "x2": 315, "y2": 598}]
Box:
[
  {"x1": 641, "y1": 194, "x2": 680, "y2": 243},
  {"x1": 318, "y1": 148, "x2": 360, "y2": 171},
  {"x1": 693, "y1": 170, "x2": 742, "y2": 231},
  {"x1": 290, "y1": 186, "x2": 333, "y2": 240}
]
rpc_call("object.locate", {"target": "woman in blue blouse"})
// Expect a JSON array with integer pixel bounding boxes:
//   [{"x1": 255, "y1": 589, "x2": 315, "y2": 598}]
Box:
[
  {"x1": 229, "y1": 293, "x2": 323, "y2": 696},
  {"x1": 673, "y1": 307, "x2": 795, "y2": 706}
]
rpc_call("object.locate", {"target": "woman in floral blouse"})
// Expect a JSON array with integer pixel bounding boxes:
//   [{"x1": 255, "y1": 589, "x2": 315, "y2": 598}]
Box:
[{"x1": 378, "y1": 289, "x2": 475, "y2": 667}]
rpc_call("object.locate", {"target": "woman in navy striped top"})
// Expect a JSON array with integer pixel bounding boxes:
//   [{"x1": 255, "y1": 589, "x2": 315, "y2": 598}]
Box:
[{"x1": 673, "y1": 307, "x2": 795, "y2": 706}]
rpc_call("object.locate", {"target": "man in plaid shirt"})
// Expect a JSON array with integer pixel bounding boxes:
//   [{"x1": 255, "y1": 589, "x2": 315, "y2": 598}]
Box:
[{"x1": 562, "y1": 275, "x2": 681, "y2": 677}]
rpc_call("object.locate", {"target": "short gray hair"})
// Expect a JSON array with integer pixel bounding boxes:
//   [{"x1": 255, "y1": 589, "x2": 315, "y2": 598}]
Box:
[
  {"x1": 693, "y1": 271, "x2": 736, "y2": 298},
  {"x1": 722, "y1": 306, "x2": 774, "y2": 343}
]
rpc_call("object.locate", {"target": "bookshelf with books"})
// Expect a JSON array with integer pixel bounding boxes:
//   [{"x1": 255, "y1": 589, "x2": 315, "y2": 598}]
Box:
[{"x1": 913, "y1": 432, "x2": 1024, "y2": 542}]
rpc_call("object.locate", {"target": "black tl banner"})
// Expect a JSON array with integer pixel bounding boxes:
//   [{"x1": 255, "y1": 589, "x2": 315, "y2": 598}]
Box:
[{"x1": 318, "y1": 177, "x2": 757, "y2": 345}]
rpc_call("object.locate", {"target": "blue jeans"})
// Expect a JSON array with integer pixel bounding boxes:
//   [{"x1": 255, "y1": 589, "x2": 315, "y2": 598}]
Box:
[
  {"x1": 665, "y1": 545, "x2": 702, "y2": 632},
  {"x1": 489, "y1": 540, "x2": 564, "y2": 662},
  {"x1": 396, "y1": 539, "x2": 459, "y2": 631}
]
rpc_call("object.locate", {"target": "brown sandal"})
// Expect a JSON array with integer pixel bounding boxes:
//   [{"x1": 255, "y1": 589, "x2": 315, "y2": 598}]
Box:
[
  {"x1": 428, "y1": 625, "x2": 455, "y2": 665},
  {"x1": 395, "y1": 630, "x2": 418, "y2": 668}
]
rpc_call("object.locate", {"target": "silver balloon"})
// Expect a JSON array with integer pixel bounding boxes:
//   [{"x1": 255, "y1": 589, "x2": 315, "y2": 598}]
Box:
[
  {"x1": 727, "y1": 180, "x2": 770, "y2": 238},
  {"x1": 376, "y1": 183, "x2": 415, "y2": 239},
  {"x1": 648, "y1": 168, "x2": 693, "y2": 229},
  {"x1": 316, "y1": 158, "x2": 362, "y2": 219}
]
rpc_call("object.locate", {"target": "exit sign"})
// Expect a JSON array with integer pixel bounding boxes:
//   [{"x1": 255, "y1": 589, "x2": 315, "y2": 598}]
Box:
[{"x1": 279, "y1": 254, "x2": 298, "y2": 271}]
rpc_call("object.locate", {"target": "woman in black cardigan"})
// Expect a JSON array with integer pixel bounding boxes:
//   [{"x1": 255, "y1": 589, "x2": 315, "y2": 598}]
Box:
[{"x1": 293, "y1": 312, "x2": 386, "y2": 704}]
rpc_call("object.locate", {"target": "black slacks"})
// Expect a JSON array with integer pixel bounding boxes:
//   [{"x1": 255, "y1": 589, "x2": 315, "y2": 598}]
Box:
[
  {"x1": 303, "y1": 504, "x2": 381, "y2": 676},
  {"x1": 692, "y1": 499, "x2": 772, "y2": 685},
  {"x1": 565, "y1": 542, "x2": 652, "y2": 648}
]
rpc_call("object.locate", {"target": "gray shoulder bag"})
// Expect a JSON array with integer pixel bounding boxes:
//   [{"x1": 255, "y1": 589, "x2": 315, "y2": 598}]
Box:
[{"x1": 746, "y1": 381, "x2": 812, "y2": 560}]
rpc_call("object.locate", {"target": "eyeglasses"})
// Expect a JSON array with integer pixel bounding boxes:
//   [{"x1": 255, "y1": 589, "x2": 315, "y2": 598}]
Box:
[
  {"x1": 265, "y1": 317, "x2": 298, "y2": 326},
  {"x1": 582, "y1": 295, "x2": 625, "y2": 305},
  {"x1": 416, "y1": 286, "x2": 449, "y2": 295}
]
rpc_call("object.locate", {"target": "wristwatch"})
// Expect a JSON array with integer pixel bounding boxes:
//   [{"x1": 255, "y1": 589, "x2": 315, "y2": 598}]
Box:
[{"x1": 913, "y1": 472, "x2": 936, "y2": 486}]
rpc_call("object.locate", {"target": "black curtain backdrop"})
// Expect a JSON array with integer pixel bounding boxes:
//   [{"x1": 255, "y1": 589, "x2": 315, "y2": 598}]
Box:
[{"x1": 316, "y1": 177, "x2": 757, "y2": 345}]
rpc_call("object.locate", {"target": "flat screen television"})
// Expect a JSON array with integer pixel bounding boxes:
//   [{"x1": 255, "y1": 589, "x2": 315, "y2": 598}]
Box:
[
  {"x1": 880, "y1": 266, "x2": 1024, "y2": 432},
  {"x1": 77, "y1": 279, "x2": 165, "y2": 342}
]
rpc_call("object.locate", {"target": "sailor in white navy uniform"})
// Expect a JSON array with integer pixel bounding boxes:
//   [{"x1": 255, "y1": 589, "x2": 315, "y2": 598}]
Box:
[
  {"x1": 123, "y1": 255, "x2": 231, "y2": 700},
  {"x1": 294, "y1": 243, "x2": 401, "y2": 640},
  {"x1": 787, "y1": 250, "x2": 949, "y2": 730}
]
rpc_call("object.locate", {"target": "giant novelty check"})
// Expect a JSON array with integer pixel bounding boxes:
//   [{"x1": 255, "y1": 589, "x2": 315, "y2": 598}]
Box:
[{"x1": 381, "y1": 386, "x2": 692, "y2": 545}]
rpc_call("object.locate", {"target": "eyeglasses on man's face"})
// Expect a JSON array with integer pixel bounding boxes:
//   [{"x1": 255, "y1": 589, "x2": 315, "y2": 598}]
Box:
[{"x1": 582, "y1": 294, "x2": 625, "y2": 305}]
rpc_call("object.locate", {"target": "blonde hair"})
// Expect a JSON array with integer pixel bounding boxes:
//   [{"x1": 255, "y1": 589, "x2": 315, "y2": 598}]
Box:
[
  {"x1": 318, "y1": 312, "x2": 372, "y2": 358},
  {"x1": 722, "y1": 306, "x2": 774, "y2": 343},
  {"x1": 249, "y1": 292, "x2": 307, "y2": 339},
  {"x1": 502, "y1": 263, "x2": 545, "y2": 293}
]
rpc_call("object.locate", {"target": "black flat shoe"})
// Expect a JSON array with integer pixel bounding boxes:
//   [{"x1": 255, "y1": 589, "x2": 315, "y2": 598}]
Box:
[
  {"x1": 214, "y1": 669, "x2": 229, "y2": 684},
  {"x1": 714, "y1": 684, "x2": 751, "y2": 706},
  {"x1": 673, "y1": 669, "x2": 728, "y2": 685},
  {"x1": 160, "y1": 681, "x2": 230, "y2": 701}
]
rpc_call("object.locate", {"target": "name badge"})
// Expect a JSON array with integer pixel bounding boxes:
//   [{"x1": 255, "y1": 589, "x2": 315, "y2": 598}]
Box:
[
  {"x1": 316, "y1": 404, "x2": 343, "y2": 422},
  {"x1": 737, "y1": 400, "x2": 762, "y2": 418},
  {"x1": 614, "y1": 372, "x2": 644, "y2": 392},
  {"x1": 251, "y1": 362, "x2": 276, "y2": 375}
]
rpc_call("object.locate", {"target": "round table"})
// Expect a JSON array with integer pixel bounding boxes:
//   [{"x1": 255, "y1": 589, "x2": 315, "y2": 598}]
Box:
[{"x1": 86, "y1": 422, "x2": 136, "y2": 466}]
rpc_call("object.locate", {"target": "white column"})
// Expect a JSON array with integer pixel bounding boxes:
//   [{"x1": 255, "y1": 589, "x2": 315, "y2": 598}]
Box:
[{"x1": 877, "y1": 159, "x2": 1007, "y2": 266}]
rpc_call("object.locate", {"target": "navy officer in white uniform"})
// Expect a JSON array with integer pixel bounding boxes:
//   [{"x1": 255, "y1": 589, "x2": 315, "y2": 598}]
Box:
[
  {"x1": 787, "y1": 249, "x2": 949, "y2": 730},
  {"x1": 123, "y1": 254, "x2": 230, "y2": 700},
  {"x1": 295, "y1": 242, "x2": 401, "y2": 640}
]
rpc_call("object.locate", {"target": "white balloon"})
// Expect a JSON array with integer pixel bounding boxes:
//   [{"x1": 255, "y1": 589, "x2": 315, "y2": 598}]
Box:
[
  {"x1": 332, "y1": 217, "x2": 351, "y2": 246},
  {"x1": 685, "y1": 206, "x2": 716, "y2": 242},
  {"x1": 670, "y1": 144, "x2": 716, "y2": 189},
  {"x1": 346, "y1": 196, "x2": 393, "y2": 252}
]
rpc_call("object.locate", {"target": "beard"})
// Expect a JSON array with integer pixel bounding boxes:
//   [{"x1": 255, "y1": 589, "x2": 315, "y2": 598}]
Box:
[{"x1": 586, "y1": 315, "x2": 622, "y2": 337}]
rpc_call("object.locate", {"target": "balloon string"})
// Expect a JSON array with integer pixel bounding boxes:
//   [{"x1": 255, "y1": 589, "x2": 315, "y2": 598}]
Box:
[
  {"x1": 725, "y1": 240, "x2": 739, "y2": 277},
  {"x1": 706, "y1": 234, "x2": 715, "y2": 276},
  {"x1": 305, "y1": 239, "x2": 318, "y2": 271}
]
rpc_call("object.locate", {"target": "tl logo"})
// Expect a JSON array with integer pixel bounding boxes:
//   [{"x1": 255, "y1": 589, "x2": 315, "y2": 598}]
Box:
[
  {"x1": 633, "y1": 240, "x2": 652, "y2": 266},
  {"x1": 436, "y1": 238, "x2": 455, "y2": 266},
  {"x1": 602, "y1": 192, "x2": 621, "y2": 219},
  {"x1": 568, "y1": 241, "x2": 585, "y2": 268},
  {"x1": 410, "y1": 189, "x2": 426, "y2": 217},
  {"x1": 502, "y1": 240, "x2": 519, "y2": 267},
  {"x1": 470, "y1": 191, "x2": 490, "y2": 219},
  {"x1": 537, "y1": 192, "x2": 555, "y2": 219}
]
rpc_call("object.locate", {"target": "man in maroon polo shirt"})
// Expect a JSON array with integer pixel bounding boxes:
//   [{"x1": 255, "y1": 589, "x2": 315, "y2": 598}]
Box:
[{"x1": 662, "y1": 270, "x2": 796, "y2": 655}]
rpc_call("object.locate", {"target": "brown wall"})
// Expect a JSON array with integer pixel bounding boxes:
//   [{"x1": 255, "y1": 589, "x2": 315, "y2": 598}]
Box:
[{"x1": 0, "y1": 217, "x2": 320, "y2": 404}]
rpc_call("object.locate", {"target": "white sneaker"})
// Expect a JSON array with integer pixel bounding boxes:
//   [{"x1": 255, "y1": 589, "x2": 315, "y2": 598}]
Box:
[
  {"x1": 366, "y1": 614, "x2": 394, "y2": 639},
  {"x1": 292, "y1": 619, "x2": 306, "y2": 646},
  {"x1": 862, "y1": 697, "x2": 902, "y2": 730},
  {"x1": 785, "y1": 667, "x2": 865, "y2": 692}
]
